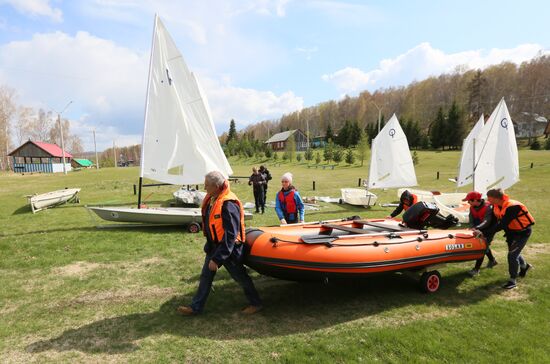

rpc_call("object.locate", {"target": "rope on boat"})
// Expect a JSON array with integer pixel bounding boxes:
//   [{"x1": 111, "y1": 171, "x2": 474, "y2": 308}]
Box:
[{"x1": 269, "y1": 233, "x2": 461, "y2": 248}]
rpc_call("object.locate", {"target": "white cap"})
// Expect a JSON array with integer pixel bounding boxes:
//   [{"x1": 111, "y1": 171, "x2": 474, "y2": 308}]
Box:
[{"x1": 281, "y1": 172, "x2": 293, "y2": 183}]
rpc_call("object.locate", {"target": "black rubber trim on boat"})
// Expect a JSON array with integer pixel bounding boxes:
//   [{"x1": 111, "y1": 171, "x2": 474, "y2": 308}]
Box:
[{"x1": 246, "y1": 249, "x2": 487, "y2": 270}]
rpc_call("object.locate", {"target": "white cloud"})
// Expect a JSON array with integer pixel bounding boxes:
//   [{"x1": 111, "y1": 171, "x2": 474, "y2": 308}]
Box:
[
  {"x1": 322, "y1": 42, "x2": 549, "y2": 94},
  {"x1": 0, "y1": 30, "x2": 302, "y2": 150},
  {"x1": 0, "y1": 31, "x2": 148, "y2": 150},
  {"x1": 0, "y1": 0, "x2": 63, "y2": 22},
  {"x1": 202, "y1": 77, "x2": 303, "y2": 128}
]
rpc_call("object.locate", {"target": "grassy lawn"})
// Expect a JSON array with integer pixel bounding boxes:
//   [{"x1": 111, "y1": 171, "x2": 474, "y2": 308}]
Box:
[{"x1": 1, "y1": 149, "x2": 549, "y2": 363}]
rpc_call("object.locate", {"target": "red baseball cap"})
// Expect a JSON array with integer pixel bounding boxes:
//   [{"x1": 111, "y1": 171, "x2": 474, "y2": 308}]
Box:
[{"x1": 462, "y1": 191, "x2": 482, "y2": 201}]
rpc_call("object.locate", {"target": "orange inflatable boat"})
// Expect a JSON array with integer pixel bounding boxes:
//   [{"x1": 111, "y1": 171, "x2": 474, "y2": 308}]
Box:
[{"x1": 244, "y1": 218, "x2": 487, "y2": 292}]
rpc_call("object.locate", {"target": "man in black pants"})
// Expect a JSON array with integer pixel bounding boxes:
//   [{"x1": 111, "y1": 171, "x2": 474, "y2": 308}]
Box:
[
  {"x1": 476, "y1": 188, "x2": 535, "y2": 289},
  {"x1": 259, "y1": 165, "x2": 272, "y2": 204},
  {"x1": 464, "y1": 191, "x2": 497, "y2": 277},
  {"x1": 248, "y1": 167, "x2": 266, "y2": 213}
]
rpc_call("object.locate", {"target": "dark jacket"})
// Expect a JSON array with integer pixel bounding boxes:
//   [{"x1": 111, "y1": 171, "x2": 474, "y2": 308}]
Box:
[
  {"x1": 390, "y1": 194, "x2": 415, "y2": 218},
  {"x1": 203, "y1": 200, "x2": 244, "y2": 266},
  {"x1": 249, "y1": 173, "x2": 266, "y2": 192},
  {"x1": 260, "y1": 168, "x2": 272, "y2": 186},
  {"x1": 470, "y1": 200, "x2": 497, "y2": 236}
]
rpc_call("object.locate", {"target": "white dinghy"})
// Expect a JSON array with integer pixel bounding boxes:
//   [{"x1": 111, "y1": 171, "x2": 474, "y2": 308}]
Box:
[
  {"x1": 343, "y1": 114, "x2": 417, "y2": 207},
  {"x1": 88, "y1": 15, "x2": 244, "y2": 229},
  {"x1": 402, "y1": 98, "x2": 520, "y2": 224},
  {"x1": 28, "y1": 188, "x2": 81, "y2": 213}
]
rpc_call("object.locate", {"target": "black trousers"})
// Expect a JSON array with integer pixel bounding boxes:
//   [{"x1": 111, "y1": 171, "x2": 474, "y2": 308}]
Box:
[{"x1": 253, "y1": 188, "x2": 265, "y2": 212}]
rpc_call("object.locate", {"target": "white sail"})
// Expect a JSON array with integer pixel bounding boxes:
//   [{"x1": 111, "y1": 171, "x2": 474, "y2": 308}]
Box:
[
  {"x1": 367, "y1": 114, "x2": 417, "y2": 189},
  {"x1": 473, "y1": 98, "x2": 519, "y2": 195},
  {"x1": 140, "y1": 15, "x2": 232, "y2": 185},
  {"x1": 456, "y1": 114, "x2": 485, "y2": 187}
]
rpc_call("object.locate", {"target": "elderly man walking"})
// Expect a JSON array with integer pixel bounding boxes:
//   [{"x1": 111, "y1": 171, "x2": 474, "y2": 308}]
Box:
[{"x1": 177, "y1": 171, "x2": 262, "y2": 315}]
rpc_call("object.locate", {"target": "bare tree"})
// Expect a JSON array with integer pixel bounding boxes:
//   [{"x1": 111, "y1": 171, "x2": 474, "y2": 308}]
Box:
[
  {"x1": 0, "y1": 86, "x2": 17, "y2": 170},
  {"x1": 15, "y1": 106, "x2": 34, "y2": 145}
]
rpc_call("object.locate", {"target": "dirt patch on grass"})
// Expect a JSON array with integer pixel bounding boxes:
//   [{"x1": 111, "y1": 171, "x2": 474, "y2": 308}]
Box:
[
  {"x1": 52, "y1": 261, "x2": 103, "y2": 278},
  {"x1": 51, "y1": 257, "x2": 169, "y2": 279},
  {"x1": 523, "y1": 243, "x2": 550, "y2": 257},
  {"x1": 497, "y1": 287, "x2": 530, "y2": 301}
]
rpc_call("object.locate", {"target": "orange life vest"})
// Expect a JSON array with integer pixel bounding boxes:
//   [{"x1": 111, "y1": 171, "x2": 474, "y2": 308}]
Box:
[
  {"x1": 201, "y1": 184, "x2": 245, "y2": 244},
  {"x1": 493, "y1": 195, "x2": 535, "y2": 231},
  {"x1": 403, "y1": 193, "x2": 418, "y2": 211},
  {"x1": 278, "y1": 189, "x2": 297, "y2": 214}
]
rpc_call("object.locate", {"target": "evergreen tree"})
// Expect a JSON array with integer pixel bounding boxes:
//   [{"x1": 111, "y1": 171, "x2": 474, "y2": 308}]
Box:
[
  {"x1": 467, "y1": 70, "x2": 488, "y2": 122},
  {"x1": 325, "y1": 124, "x2": 334, "y2": 142},
  {"x1": 324, "y1": 140, "x2": 334, "y2": 163},
  {"x1": 332, "y1": 147, "x2": 343, "y2": 164},
  {"x1": 296, "y1": 153, "x2": 302, "y2": 162},
  {"x1": 348, "y1": 121, "x2": 361, "y2": 146},
  {"x1": 530, "y1": 139, "x2": 541, "y2": 150},
  {"x1": 545, "y1": 138, "x2": 550, "y2": 150},
  {"x1": 315, "y1": 152, "x2": 321, "y2": 164},
  {"x1": 336, "y1": 120, "x2": 350, "y2": 147},
  {"x1": 227, "y1": 119, "x2": 237, "y2": 143},
  {"x1": 446, "y1": 101, "x2": 466, "y2": 149},
  {"x1": 304, "y1": 148, "x2": 313, "y2": 161},
  {"x1": 345, "y1": 148, "x2": 355, "y2": 165},
  {"x1": 430, "y1": 107, "x2": 446, "y2": 149}
]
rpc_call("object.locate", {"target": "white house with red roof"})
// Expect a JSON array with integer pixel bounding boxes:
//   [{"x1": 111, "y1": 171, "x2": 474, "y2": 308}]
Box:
[{"x1": 8, "y1": 140, "x2": 73, "y2": 173}]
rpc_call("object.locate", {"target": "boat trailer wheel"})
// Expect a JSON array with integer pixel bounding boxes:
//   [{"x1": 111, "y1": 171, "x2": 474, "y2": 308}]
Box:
[
  {"x1": 188, "y1": 222, "x2": 202, "y2": 234},
  {"x1": 420, "y1": 270, "x2": 441, "y2": 293}
]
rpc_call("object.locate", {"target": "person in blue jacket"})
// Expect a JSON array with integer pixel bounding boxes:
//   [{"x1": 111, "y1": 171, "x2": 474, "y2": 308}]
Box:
[{"x1": 275, "y1": 172, "x2": 305, "y2": 224}]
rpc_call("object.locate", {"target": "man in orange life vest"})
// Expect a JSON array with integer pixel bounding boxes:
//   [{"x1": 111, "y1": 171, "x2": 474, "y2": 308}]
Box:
[
  {"x1": 463, "y1": 191, "x2": 498, "y2": 277},
  {"x1": 388, "y1": 190, "x2": 418, "y2": 219},
  {"x1": 475, "y1": 188, "x2": 535, "y2": 290},
  {"x1": 177, "y1": 171, "x2": 262, "y2": 315}
]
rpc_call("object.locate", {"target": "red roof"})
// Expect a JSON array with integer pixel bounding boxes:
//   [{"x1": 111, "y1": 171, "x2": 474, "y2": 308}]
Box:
[{"x1": 32, "y1": 141, "x2": 73, "y2": 158}]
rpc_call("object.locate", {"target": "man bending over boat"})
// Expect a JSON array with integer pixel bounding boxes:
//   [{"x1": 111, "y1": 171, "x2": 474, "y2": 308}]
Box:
[
  {"x1": 463, "y1": 191, "x2": 498, "y2": 277},
  {"x1": 476, "y1": 188, "x2": 535, "y2": 290},
  {"x1": 275, "y1": 172, "x2": 305, "y2": 224},
  {"x1": 177, "y1": 171, "x2": 263, "y2": 315},
  {"x1": 387, "y1": 190, "x2": 418, "y2": 219}
]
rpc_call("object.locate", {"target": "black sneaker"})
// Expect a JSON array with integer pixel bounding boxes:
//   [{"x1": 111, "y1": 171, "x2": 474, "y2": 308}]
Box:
[
  {"x1": 502, "y1": 281, "x2": 517, "y2": 289},
  {"x1": 487, "y1": 260, "x2": 498, "y2": 269},
  {"x1": 518, "y1": 263, "x2": 532, "y2": 278}
]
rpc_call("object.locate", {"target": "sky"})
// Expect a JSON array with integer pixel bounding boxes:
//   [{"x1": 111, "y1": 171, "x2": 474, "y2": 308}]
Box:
[{"x1": 0, "y1": 0, "x2": 548, "y2": 151}]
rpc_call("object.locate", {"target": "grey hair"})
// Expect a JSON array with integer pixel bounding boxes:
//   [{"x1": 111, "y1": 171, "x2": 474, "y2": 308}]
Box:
[{"x1": 205, "y1": 171, "x2": 226, "y2": 188}]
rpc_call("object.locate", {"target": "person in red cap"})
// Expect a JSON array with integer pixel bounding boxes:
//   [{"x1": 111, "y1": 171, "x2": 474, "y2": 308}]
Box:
[{"x1": 464, "y1": 191, "x2": 498, "y2": 277}]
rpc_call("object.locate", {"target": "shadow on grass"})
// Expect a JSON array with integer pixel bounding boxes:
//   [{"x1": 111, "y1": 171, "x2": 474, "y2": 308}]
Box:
[
  {"x1": 26, "y1": 270, "x2": 500, "y2": 354},
  {"x1": 12, "y1": 205, "x2": 31, "y2": 215}
]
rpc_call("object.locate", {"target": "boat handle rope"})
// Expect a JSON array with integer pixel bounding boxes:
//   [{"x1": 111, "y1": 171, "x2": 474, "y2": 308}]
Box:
[{"x1": 268, "y1": 233, "x2": 462, "y2": 248}]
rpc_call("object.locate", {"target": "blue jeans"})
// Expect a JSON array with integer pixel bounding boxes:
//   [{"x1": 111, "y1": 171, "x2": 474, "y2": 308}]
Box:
[
  {"x1": 506, "y1": 228, "x2": 531, "y2": 279},
  {"x1": 190, "y1": 254, "x2": 262, "y2": 313}
]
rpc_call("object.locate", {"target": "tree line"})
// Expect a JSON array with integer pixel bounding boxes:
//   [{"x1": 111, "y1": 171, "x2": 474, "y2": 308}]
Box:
[
  {"x1": 0, "y1": 86, "x2": 84, "y2": 170},
  {"x1": 227, "y1": 55, "x2": 549, "y2": 146}
]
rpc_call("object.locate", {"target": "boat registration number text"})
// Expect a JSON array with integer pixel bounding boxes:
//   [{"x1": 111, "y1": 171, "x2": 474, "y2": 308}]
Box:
[{"x1": 446, "y1": 243, "x2": 464, "y2": 251}]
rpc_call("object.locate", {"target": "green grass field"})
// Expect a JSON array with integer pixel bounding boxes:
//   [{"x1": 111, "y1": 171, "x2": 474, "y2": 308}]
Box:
[{"x1": 1, "y1": 150, "x2": 549, "y2": 363}]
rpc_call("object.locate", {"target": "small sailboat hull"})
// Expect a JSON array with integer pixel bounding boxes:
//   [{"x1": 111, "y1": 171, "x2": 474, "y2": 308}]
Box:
[
  {"x1": 87, "y1": 206, "x2": 253, "y2": 226},
  {"x1": 244, "y1": 218, "x2": 486, "y2": 282},
  {"x1": 340, "y1": 188, "x2": 378, "y2": 207},
  {"x1": 28, "y1": 188, "x2": 81, "y2": 213}
]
